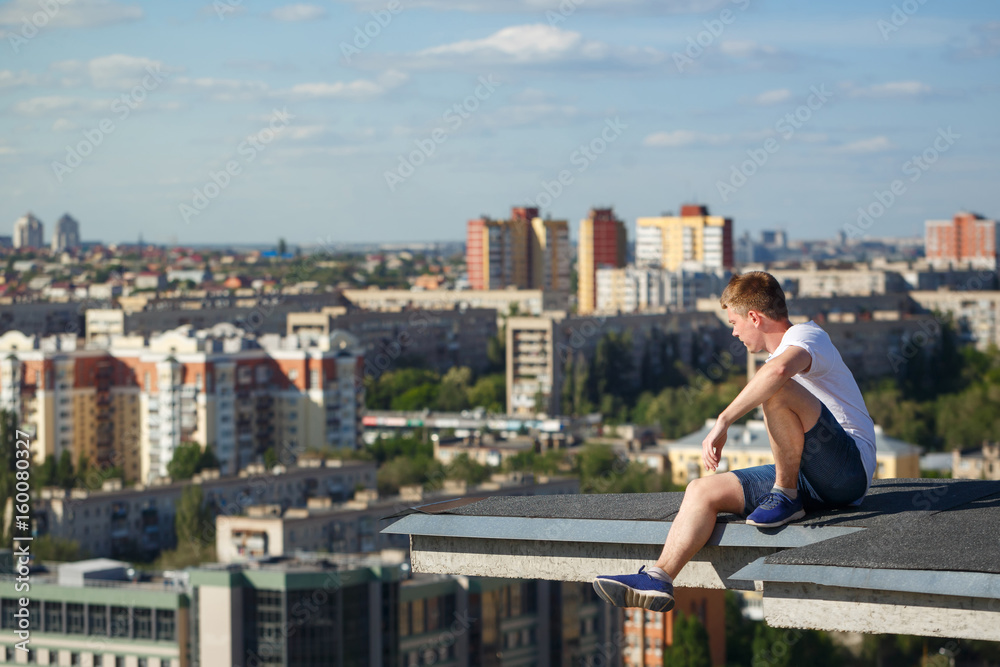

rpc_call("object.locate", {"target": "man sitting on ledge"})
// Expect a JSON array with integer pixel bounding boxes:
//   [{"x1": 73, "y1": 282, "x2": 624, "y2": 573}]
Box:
[{"x1": 593, "y1": 271, "x2": 876, "y2": 613}]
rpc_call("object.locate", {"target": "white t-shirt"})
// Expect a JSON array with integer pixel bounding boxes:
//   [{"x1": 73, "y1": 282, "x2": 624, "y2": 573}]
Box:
[{"x1": 767, "y1": 321, "x2": 877, "y2": 502}]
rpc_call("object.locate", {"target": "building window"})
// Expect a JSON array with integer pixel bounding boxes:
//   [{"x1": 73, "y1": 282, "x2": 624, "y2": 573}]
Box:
[
  {"x1": 67, "y1": 603, "x2": 85, "y2": 634},
  {"x1": 133, "y1": 608, "x2": 152, "y2": 639},
  {"x1": 156, "y1": 609, "x2": 176, "y2": 641},
  {"x1": 289, "y1": 368, "x2": 299, "y2": 381},
  {"x1": 110, "y1": 606, "x2": 131, "y2": 638},
  {"x1": 45, "y1": 601, "x2": 63, "y2": 633},
  {"x1": 88, "y1": 605, "x2": 107, "y2": 636}
]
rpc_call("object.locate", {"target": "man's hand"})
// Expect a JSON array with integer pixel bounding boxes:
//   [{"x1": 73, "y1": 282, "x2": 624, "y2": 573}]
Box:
[{"x1": 702, "y1": 418, "x2": 729, "y2": 472}]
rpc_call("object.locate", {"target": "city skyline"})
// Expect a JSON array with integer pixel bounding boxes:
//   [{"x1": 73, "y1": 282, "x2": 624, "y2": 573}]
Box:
[{"x1": 1, "y1": 1, "x2": 998, "y2": 245}]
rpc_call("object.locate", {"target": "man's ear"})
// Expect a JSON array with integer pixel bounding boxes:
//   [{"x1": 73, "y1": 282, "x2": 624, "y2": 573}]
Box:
[{"x1": 748, "y1": 310, "x2": 761, "y2": 327}]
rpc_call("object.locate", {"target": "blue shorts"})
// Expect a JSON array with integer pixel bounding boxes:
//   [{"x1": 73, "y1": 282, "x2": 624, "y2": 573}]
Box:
[{"x1": 731, "y1": 403, "x2": 869, "y2": 516}]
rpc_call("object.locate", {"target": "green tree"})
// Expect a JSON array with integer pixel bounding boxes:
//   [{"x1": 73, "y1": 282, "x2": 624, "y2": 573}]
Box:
[
  {"x1": 468, "y1": 374, "x2": 505, "y2": 413},
  {"x1": 486, "y1": 331, "x2": 506, "y2": 373},
  {"x1": 175, "y1": 485, "x2": 212, "y2": 548},
  {"x1": 393, "y1": 384, "x2": 440, "y2": 411},
  {"x1": 39, "y1": 454, "x2": 58, "y2": 487},
  {"x1": 33, "y1": 535, "x2": 89, "y2": 562},
  {"x1": 376, "y1": 455, "x2": 443, "y2": 495},
  {"x1": 436, "y1": 366, "x2": 473, "y2": 412},
  {"x1": 446, "y1": 453, "x2": 490, "y2": 485},
  {"x1": 0, "y1": 410, "x2": 18, "y2": 542},
  {"x1": 56, "y1": 450, "x2": 74, "y2": 489},
  {"x1": 723, "y1": 591, "x2": 754, "y2": 667},
  {"x1": 278, "y1": 238, "x2": 287, "y2": 257},
  {"x1": 263, "y1": 447, "x2": 279, "y2": 469},
  {"x1": 167, "y1": 442, "x2": 205, "y2": 480},
  {"x1": 662, "y1": 612, "x2": 711, "y2": 667}
]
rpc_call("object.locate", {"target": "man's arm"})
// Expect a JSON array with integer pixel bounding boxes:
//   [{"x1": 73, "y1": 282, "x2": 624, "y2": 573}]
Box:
[{"x1": 702, "y1": 345, "x2": 812, "y2": 471}]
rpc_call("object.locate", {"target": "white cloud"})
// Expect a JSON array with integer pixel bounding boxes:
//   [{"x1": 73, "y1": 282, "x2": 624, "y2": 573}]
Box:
[
  {"x1": 748, "y1": 88, "x2": 792, "y2": 106},
  {"x1": 0, "y1": 145, "x2": 17, "y2": 155},
  {"x1": 286, "y1": 125, "x2": 327, "y2": 140},
  {"x1": 833, "y1": 136, "x2": 892, "y2": 154},
  {"x1": 718, "y1": 41, "x2": 779, "y2": 58},
  {"x1": 643, "y1": 130, "x2": 731, "y2": 147},
  {"x1": 174, "y1": 76, "x2": 269, "y2": 102},
  {"x1": 285, "y1": 70, "x2": 407, "y2": 100},
  {"x1": 408, "y1": 24, "x2": 665, "y2": 70},
  {"x1": 0, "y1": 70, "x2": 37, "y2": 88},
  {"x1": 0, "y1": 0, "x2": 142, "y2": 28},
  {"x1": 52, "y1": 54, "x2": 170, "y2": 90},
  {"x1": 52, "y1": 118, "x2": 79, "y2": 131},
  {"x1": 339, "y1": 0, "x2": 728, "y2": 12},
  {"x1": 268, "y1": 4, "x2": 326, "y2": 22},
  {"x1": 678, "y1": 40, "x2": 801, "y2": 74},
  {"x1": 11, "y1": 96, "x2": 109, "y2": 115},
  {"x1": 846, "y1": 81, "x2": 932, "y2": 99},
  {"x1": 481, "y1": 104, "x2": 580, "y2": 129}
]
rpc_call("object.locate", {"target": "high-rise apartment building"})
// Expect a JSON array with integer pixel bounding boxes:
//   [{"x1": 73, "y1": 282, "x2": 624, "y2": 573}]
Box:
[
  {"x1": 52, "y1": 213, "x2": 81, "y2": 251},
  {"x1": 13, "y1": 212, "x2": 44, "y2": 249},
  {"x1": 636, "y1": 204, "x2": 733, "y2": 272},
  {"x1": 578, "y1": 208, "x2": 628, "y2": 315},
  {"x1": 925, "y1": 210, "x2": 999, "y2": 269},
  {"x1": 0, "y1": 325, "x2": 365, "y2": 482},
  {"x1": 466, "y1": 206, "x2": 570, "y2": 294}
]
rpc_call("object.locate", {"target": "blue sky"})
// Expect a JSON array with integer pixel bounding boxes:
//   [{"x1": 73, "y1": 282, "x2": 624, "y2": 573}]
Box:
[{"x1": 1, "y1": 0, "x2": 998, "y2": 247}]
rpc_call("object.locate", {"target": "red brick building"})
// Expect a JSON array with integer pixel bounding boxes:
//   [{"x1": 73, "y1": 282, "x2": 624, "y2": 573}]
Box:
[{"x1": 925, "y1": 211, "x2": 999, "y2": 269}]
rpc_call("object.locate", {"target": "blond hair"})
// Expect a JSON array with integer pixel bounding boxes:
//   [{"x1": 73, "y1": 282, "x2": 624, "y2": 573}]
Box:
[{"x1": 720, "y1": 271, "x2": 788, "y2": 320}]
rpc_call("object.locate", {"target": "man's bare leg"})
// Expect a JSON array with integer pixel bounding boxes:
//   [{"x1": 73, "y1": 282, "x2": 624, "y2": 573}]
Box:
[
  {"x1": 654, "y1": 473, "x2": 745, "y2": 579},
  {"x1": 761, "y1": 380, "x2": 822, "y2": 489},
  {"x1": 593, "y1": 472, "x2": 744, "y2": 612}
]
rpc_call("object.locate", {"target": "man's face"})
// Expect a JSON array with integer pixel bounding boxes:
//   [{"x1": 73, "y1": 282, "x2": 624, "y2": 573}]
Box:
[{"x1": 728, "y1": 309, "x2": 761, "y2": 352}]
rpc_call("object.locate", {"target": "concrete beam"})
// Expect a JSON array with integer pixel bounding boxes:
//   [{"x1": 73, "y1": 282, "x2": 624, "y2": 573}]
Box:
[
  {"x1": 409, "y1": 534, "x2": 781, "y2": 590},
  {"x1": 762, "y1": 582, "x2": 1000, "y2": 642}
]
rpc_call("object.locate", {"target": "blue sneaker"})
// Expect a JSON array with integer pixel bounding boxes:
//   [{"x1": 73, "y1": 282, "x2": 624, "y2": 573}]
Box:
[
  {"x1": 745, "y1": 490, "x2": 805, "y2": 527},
  {"x1": 593, "y1": 566, "x2": 675, "y2": 612}
]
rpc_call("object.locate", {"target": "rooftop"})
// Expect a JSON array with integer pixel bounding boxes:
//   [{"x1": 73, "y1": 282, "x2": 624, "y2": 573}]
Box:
[{"x1": 384, "y1": 478, "x2": 1000, "y2": 640}]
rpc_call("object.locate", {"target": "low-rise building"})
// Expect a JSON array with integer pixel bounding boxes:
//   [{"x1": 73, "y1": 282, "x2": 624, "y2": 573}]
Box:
[
  {"x1": 33, "y1": 460, "x2": 376, "y2": 560},
  {"x1": 214, "y1": 474, "x2": 580, "y2": 563},
  {"x1": 910, "y1": 290, "x2": 1000, "y2": 351},
  {"x1": 505, "y1": 311, "x2": 732, "y2": 416},
  {"x1": 952, "y1": 441, "x2": 1000, "y2": 480},
  {"x1": 288, "y1": 306, "x2": 497, "y2": 376},
  {"x1": 663, "y1": 420, "x2": 920, "y2": 486},
  {"x1": 342, "y1": 287, "x2": 566, "y2": 318},
  {"x1": 0, "y1": 560, "x2": 189, "y2": 666}
]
